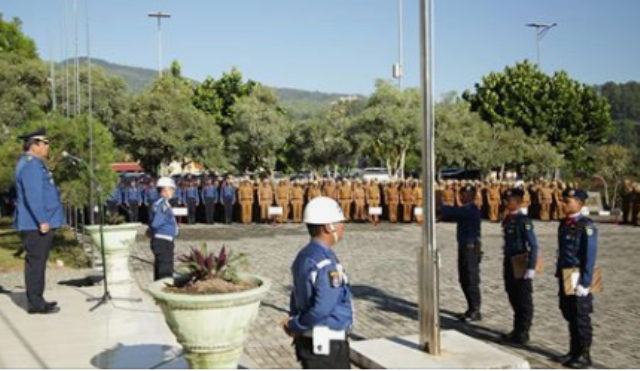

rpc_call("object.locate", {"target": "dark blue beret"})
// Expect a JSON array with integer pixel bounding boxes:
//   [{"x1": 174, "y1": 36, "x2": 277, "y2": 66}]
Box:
[{"x1": 562, "y1": 188, "x2": 588, "y2": 202}]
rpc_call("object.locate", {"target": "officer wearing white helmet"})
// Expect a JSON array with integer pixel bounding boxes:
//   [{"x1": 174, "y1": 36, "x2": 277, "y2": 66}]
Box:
[
  {"x1": 148, "y1": 177, "x2": 179, "y2": 281},
  {"x1": 283, "y1": 197, "x2": 353, "y2": 369}
]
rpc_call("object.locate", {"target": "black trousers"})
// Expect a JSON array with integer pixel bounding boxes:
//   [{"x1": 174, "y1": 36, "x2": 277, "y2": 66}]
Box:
[
  {"x1": 223, "y1": 199, "x2": 234, "y2": 224},
  {"x1": 23, "y1": 231, "x2": 54, "y2": 310},
  {"x1": 458, "y1": 243, "x2": 482, "y2": 313},
  {"x1": 504, "y1": 260, "x2": 534, "y2": 334},
  {"x1": 204, "y1": 199, "x2": 216, "y2": 224},
  {"x1": 294, "y1": 337, "x2": 351, "y2": 369},
  {"x1": 559, "y1": 292, "x2": 593, "y2": 352},
  {"x1": 107, "y1": 201, "x2": 119, "y2": 216},
  {"x1": 187, "y1": 198, "x2": 197, "y2": 224},
  {"x1": 128, "y1": 202, "x2": 140, "y2": 222},
  {"x1": 151, "y1": 239, "x2": 175, "y2": 281}
]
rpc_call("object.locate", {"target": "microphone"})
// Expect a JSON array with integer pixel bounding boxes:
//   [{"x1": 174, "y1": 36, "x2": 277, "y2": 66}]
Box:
[{"x1": 61, "y1": 151, "x2": 83, "y2": 163}]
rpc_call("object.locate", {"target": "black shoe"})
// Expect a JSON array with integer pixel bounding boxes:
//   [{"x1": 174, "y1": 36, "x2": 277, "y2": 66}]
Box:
[
  {"x1": 501, "y1": 331, "x2": 517, "y2": 342},
  {"x1": 554, "y1": 352, "x2": 573, "y2": 365},
  {"x1": 459, "y1": 311, "x2": 482, "y2": 322},
  {"x1": 28, "y1": 305, "x2": 60, "y2": 315},
  {"x1": 45, "y1": 301, "x2": 58, "y2": 308},
  {"x1": 506, "y1": 332, "x2": 529, "y2": 346},
  {"x1": 565, "y1": 349, "x2": 592, "y2": 369}
]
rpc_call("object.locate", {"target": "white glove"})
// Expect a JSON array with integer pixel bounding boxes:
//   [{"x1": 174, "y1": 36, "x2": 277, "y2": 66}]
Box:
[
  {"x1": 576, "y1": 285, "x2": 590, "y2": 297},
  {"x1": 523, "y1": 269, "x2": 536, "y2": 280}
]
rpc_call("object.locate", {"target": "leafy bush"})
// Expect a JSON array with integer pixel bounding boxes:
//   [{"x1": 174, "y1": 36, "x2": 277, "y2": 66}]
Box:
[{"x1": 173, "y1": 243, "x2": 248, "y2": 288}]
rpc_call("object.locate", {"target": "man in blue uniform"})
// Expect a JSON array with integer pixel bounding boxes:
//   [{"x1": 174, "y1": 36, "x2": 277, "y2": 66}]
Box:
[
  {"x1": 555, "y1": 189, "x2": 597, "y2": 368},
  {"x1": 148, "y1": 177, "x2": 179, "y2": 281},
  {"x1": 185, "y1": 179, "x2": 200, "y2": 224},
  {"x1": 107, "y1": 181, "x2": 122, "y2": 216},
  {"x1": 124, "y1": 180, "x2": 142, "y2": 222},
  {"x1": 201, "y1": 178, "x2": 219, "y2": 225},
  {"x1": 143, "y1": 178, "x2": 160, "y2": 222},
  {"x1": 501, "y1": 189, "x2": 539, "y2": 345},
  {"x1": 13, "y1": 128, "x2": 64, "y2": 314},
  {"x1": 440, "y1": 184, "x2": 483, "y2": 322},
  {"x1": 221, "y1": 178, "x2": 237, "y2": 224},
  {"x1": 283, "y1": 197, "x2": 353, "y2": 369}
]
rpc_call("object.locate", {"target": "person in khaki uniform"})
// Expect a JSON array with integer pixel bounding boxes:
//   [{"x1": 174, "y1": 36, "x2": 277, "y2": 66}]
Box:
[
  {"x1": 474, "y1": 180, "x2": 484, "y2": 211},
  {"x1": 632, "y1": 184, "x2": 640, "y2": 226},
  {"x1": 353, "y1": 180, "x2": 367, "y2": 222},
  {"x1": 238, "y1": 179, "x2": 254, "y2": 224},
  {"x1": 323, "y1": 179, "x2": 338, "y2": 200},
  {"x1": 276, "y1": 180, "x2": 291, "y2": 223},
  {"x1": 290, "y1": 180, "x2": 305, "y2": 223},
  {"x1": 367, "y1": 179, "x2": 382, "y2": 224},
  {"x1": 521, "y1": 183, "x2": 532, "y2": 214},
  {"x1": 442, "y1": 181, "x2": 456, "y2": 207},
  {"x1": 338, "y1": 180, "x2": 353, "y2": 221},
  {"x1": 307, "y1": 181, "x2": 322, "y2": 201},
  {"x1": 538, "y1": 182, "x2": 554, "y2": 221},
  {"x1": 385, "y1": 181, "x2": 400, "y2": 223},
  {"x1": 621, "y1": 179, "x2": 634, "y2": 224},
  {"x1": 487, "y1": 181, "x2": 502, "y2": 222},
  {"x1": 258, "y1": 179, "x2": 274, "y2": 223},
  {"x1": 414, "y1": 180, "x2": 424, "y2": 224},
  {"x1": 401, "y1": 179, "x2": 416, "y2": 223}
]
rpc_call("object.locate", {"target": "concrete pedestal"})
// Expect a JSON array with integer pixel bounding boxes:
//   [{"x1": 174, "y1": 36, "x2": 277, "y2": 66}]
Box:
[{"x1": 350, "y1": 330, "x2": 530, "y2": 369}]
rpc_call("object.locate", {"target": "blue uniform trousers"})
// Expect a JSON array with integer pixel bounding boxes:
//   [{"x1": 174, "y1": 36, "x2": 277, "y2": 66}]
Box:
[
  {"x1": 151, "y1": 238, "x2": 174, "y2": 281},
  {"x1": 458, "y1": 242, "x2": 482, "y2": 314},
  {"x1": 504, "y1": 259, "x2": 534, "y2": 334},
  {"x1": 23, "y1": 231, "x2": 54, "y2": 310},
  {"x1": 559, "y1": 289, "x2": 593, "y2": 352}
]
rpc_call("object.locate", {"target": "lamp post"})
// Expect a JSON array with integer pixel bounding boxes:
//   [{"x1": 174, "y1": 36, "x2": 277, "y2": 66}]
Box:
[
  {"x1": 418, "y1": 0, "x2": 440, "y2": 356},
  {"x1": 393, "y1": 0, "x2": 404, "y2": 89},
  {"x1": 148, "y1": 11, "x2": 171, "y2": 77},
  {"x1": 526, "y1": 23, "x2": 557, "y2": 68}
]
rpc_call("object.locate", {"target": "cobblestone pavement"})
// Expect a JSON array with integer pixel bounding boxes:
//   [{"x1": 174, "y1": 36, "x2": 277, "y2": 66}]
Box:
[{"x1": 128, "y1": 220, "x2": 640, "y2": 369}]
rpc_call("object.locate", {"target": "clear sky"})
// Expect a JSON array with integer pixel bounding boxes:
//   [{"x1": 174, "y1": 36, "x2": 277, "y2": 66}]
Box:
[{"x1": 2, "y1": 0, "x2": 639, "y2": 97}]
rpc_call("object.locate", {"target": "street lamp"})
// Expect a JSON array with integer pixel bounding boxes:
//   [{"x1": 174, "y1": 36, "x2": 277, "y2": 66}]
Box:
[
  {"x1": 148, "y1": 11, "x2": 171, "y2": 77},
  {"x1": 392, "y1": 0, "x2": 404, "y2": 89},
  {"x1": 526, "y1": 23, "x2": 557, "y2": 68}
]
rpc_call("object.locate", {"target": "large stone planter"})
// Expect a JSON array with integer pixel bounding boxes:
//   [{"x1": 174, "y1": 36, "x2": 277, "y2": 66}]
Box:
[
  {"x1": 85, "y1": 223, "x2": 141, "y2": 284},
  {"x1": 147, "y1": 276, "x2": 271, "y2": 369}
]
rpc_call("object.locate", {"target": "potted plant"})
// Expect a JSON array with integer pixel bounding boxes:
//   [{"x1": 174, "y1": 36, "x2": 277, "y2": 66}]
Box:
[
  {"x1": 146, "y1": 244, "x2": 271, "y2": 369},
  {"x1": 84, "y1": 210, "x2": 142, "y2": 284}
]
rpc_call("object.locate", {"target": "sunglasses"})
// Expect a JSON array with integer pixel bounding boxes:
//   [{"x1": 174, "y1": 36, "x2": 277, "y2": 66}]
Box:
[{"x1": 36, "y1": 139, "x2": 50, "y2": 146}]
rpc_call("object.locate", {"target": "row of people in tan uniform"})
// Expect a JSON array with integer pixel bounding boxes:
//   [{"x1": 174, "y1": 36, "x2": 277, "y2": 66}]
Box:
[
  {"x1": 438, "y1": 179, "x2": 577, "y2": 222},
  {"x1": 620, "y1": 179, "x2": 640, "y2": 226},
  {"x1": 232, "y1": 178, "x2": 425, "y2": 224}
]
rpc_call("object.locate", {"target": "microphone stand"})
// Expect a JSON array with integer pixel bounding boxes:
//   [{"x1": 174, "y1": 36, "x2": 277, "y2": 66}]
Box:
[{"x1": 70, "y1": 157, "x2": 142, "y2": 311}]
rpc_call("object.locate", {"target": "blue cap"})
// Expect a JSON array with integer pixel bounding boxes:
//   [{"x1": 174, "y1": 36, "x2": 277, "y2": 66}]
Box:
[
  {"x1": 562, "y1": 188, "x2": 588, "y2": 202},
  {"x1": 18, "y1": 127, "x2": 47, "y2": 142}
]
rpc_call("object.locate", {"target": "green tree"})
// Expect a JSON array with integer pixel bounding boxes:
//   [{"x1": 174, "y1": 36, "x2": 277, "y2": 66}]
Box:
[
  {"x1": 116, "y1": 74, "x2": 225, "y2": 174},
  {"x1": 593, "y1": 144, "x2": 632, "y2": 210},
  {"x1": 228, "y1": 85, "x2": 289, "y2": 173},
  {"x1": 463, "y1": 61, "x2": 613, "y2": 168},
  {"x1": 192, "y1": 67, "x2": 256, "y2": 141},
  {"x1": 351, "y1": 80, "x2": 420, "y2": 178},
  {"x1": 0, "y1": 13, "x2": 38, "y2": 59}
]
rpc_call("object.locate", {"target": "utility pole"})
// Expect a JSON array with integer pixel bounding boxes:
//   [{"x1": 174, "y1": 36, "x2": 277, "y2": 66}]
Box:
[
  {"x1": 419, "y1": 0, "x2": 440, "y2": 356},
  {"x1": 526, "y1": 23, "x2": 557, "y2": 68},
  {"x1": 86, "y1": 0, "x2": 95, "y2": 225},
  {"x1": 148, "y1": 12, "x2": 172, "y2": 77}
]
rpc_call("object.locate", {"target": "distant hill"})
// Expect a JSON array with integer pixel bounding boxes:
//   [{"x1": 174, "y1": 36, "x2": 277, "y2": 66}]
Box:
[{"x1": 74, "y1": 58, "x2": 361, "y2": 117}]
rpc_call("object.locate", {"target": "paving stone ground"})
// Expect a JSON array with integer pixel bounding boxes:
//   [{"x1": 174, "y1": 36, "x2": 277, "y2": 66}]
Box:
[{"x1": 127, "y1": 220, "x2": 640, "y2": 369}]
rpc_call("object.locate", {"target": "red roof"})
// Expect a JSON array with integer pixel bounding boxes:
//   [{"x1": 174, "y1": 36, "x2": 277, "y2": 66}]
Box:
[{"x1": 110, "y1": 162, "x2": 143, "y2": 173}]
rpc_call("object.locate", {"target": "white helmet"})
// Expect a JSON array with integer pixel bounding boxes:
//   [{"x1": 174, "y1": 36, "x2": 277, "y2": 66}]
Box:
[
  {"x1": 156, "y1": 177, "x2": 176, "y2": 189},
  {"x1": 303, "y1": 197, "x2": 345, "y2": 225}
]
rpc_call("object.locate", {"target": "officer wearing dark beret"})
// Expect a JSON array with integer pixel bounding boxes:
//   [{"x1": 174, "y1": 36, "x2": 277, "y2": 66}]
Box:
[
  {"x1": 14, "y1": 128, "x2": 64, "y2": 314},
  {"x1": 555, "y1": 188, "x2": 597, "y2": 368},
  {"x1": 441, "y1": 184, "x2": 483, "y2": 322},
  {"x1": 501, "y1": 188, "x2": 539, "y2": 345}
]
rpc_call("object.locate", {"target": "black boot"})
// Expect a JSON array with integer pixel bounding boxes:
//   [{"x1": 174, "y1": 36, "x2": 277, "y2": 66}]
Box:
[
  {"x1": 554, "y1": 339, "x2": 578, "y2": 364},
  {"x1": 565, "y1": 347, "x2": 592, "y2": 369}
]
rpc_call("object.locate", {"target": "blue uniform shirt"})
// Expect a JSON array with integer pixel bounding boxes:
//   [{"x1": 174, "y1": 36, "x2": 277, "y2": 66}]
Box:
[
  {"x1": 13, "y1": 153, "x2": 65, "y2": 231},
  {"x1": 124, "y1": 186, "x2": 142, "y2": 204},
  {"x1": 502, "y1": 211, "x2": 539, "y2": 269},
  {"x1": 150, "y1": 198, "x2": 178, "y2": 240},
  {"x1": 441, "y1": 203, "x2": 482, "y2": 247},
  {"x1": 201, "y1": 185, "x2": 219, "y2": 202},
  {"x1": 108, "y1": 186, "x2": 122, "y2": 204},
  {"x1": 186, "y1": 186, "x2": 199, "y2": 202},
  {"x1": 288, "y1": 240, "x2": 354, "y2": 334},
  {"x1": 144, "y1": 187, "x2": 160, "y2": 205},
  {"x1": 557, "y1": 214, "x2": 598, "y2": 287},
  {"x1": 222, "y1": 185, "x2": 236, "y2": 203}
]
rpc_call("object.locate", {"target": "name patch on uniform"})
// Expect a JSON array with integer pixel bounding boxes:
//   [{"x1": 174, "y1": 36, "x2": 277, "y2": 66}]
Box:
[
  {"x1": 329, "y1": 270, "x2": 341, "y2": 288},
  {"x1": 525, "y1": 223, "x2": 532, "y2": 231},
  {"x1": 586, "y1": 227, "x2": 594, "y2": 236}
]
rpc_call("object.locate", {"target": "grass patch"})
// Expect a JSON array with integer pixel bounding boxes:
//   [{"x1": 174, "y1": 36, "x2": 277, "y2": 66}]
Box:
[{"x1": 0, "y1": 226, "x2": 91, "y2": 272}]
